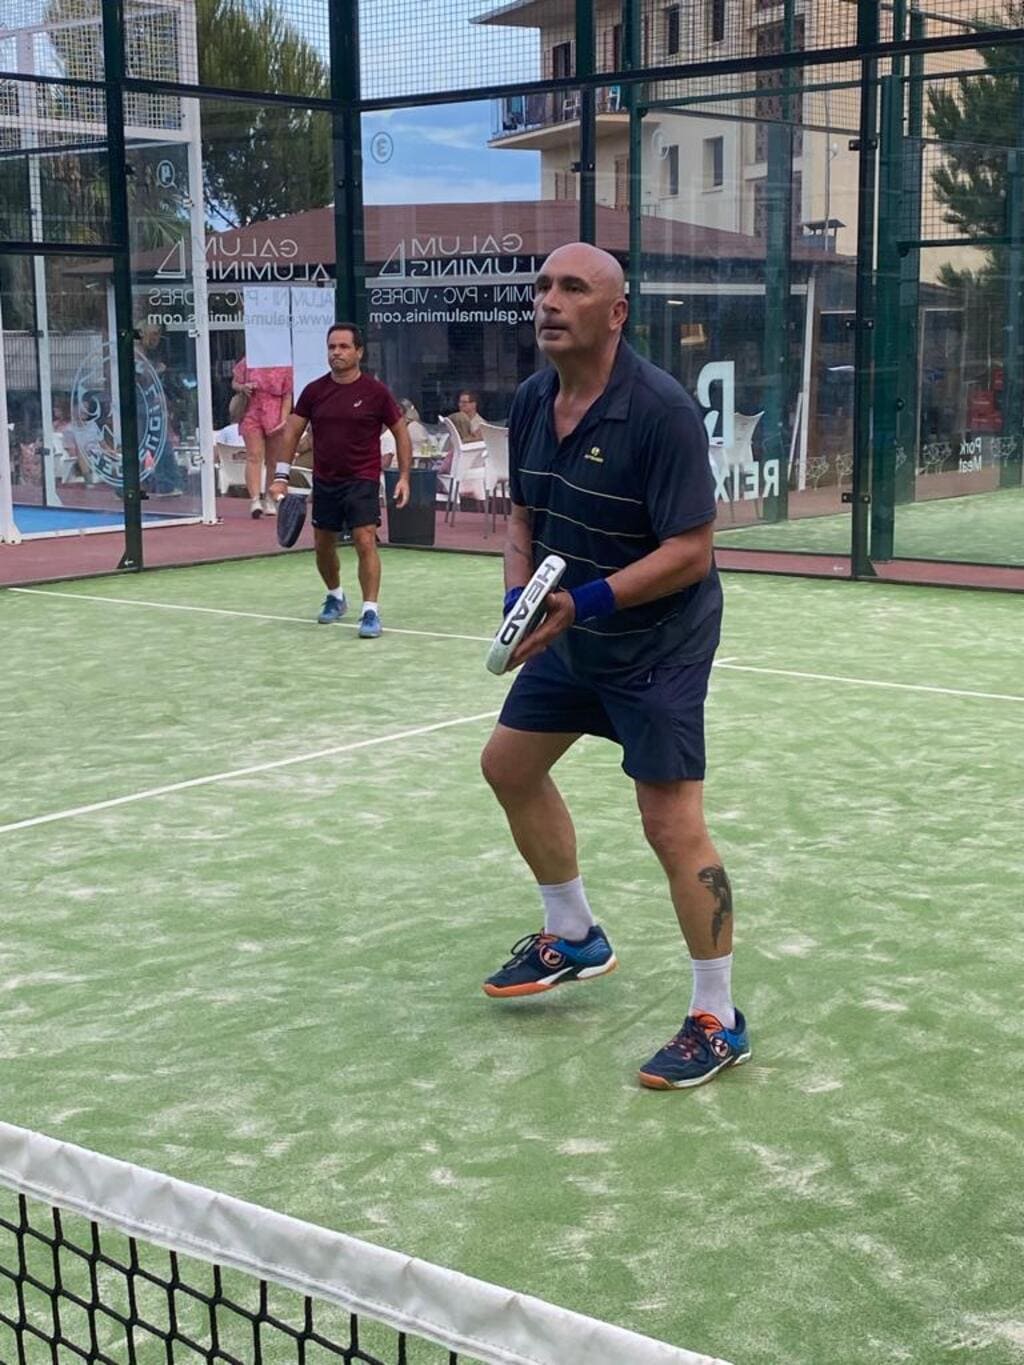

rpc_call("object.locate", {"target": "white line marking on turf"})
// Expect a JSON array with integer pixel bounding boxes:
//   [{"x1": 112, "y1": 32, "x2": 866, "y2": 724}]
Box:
[
  {"x1": 8, "y1": 588, "x2": 492, "y2": 645},
  {"x1": 0, "y1": 711, "x2": 500, "y2": 836},
  {"x1": 11, "y1": 587, "x2": 1023, "y2": 704},
  {"x1": 715, "y1": 662, "x2": 1024, "y2": 704}
]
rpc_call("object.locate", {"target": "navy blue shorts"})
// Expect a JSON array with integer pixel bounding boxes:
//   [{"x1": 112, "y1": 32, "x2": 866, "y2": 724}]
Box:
[
  {"x1": 499, "y1": 648, "x2": 714, "y2": 783},
  {"x1": 312, "y1": 477, "x2": 380, "y2": 532}
]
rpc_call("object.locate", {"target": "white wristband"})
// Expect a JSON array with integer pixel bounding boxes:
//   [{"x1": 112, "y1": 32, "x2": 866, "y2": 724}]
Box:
[{"x1": 274, "y1": 462, "x2": 292, "y2": 478}]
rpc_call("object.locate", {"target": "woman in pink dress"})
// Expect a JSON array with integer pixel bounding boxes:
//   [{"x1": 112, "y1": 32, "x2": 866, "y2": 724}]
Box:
[{"x1": 232, "y1": 357, "x2": 293, "y2": 517}]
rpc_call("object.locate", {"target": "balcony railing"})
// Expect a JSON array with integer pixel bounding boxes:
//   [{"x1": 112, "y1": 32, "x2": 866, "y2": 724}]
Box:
[{"x1": 492, "y1": 87, "x2": 624, "y2": 139}]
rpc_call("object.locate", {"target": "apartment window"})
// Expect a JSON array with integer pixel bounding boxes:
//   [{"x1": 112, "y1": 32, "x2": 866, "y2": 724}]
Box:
[
  {"x1": 664, "y1": 5, "x2": 681, "y2": 56},
  {"x1": 614, "y1": 154, "x2": 629, "y2": 210},
  {"x1": 709, "y1": 0, "x2": 726, "y2": 43},
  {"x1": 552, "y1": 41, "x2": 573, "y2": 79},
  {"x1": 663, "y1": 144, "x2": 679, "y2": 197},
  {"x1": 611, "y1": 23, "x2": 623, "y2": 70},
  {"x1": 554, "y1": 169, "x2": 577, "y2": 201},
  {"x1": 703, "y1": 136, "x2": 724, "y2": 189}
]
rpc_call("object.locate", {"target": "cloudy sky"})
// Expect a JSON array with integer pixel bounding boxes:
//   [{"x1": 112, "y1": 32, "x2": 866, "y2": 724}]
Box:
[
  {"x1": 358, "y1": 0, "x2": 543, "y2": 205},
  {"x1": 4, "y1": 0, "x2": 543, "y2": 204},
  {"x1": 361, "y1": 102, "x2": 541, "y2": 205}
]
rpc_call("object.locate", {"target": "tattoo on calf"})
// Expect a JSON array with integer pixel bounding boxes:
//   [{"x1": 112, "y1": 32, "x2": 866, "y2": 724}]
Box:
[{"x1": 698, "y1": 865, "x2": 733, "y2": 948}]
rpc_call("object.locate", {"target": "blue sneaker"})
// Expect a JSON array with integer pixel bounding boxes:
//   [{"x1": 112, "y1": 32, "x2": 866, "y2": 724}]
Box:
[
  {"x1": 638, "y1": 1010, "x2": 750, "y2": 1090},
  {"x1": 483, "y1": 926, "x2": 617, "y2": 998},
  {"x1": 317, "y1": 593, "x2": 347, "y2": 624},
  {"x1": 358, "y1": 608, "x2": 382, "y2": 639}
]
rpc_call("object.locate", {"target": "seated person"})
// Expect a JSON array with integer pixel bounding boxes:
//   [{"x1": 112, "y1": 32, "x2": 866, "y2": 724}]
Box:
[
  {"x1": 445, "y1": 389, "x2": 486, "y2": 444},
  {"x1": 62, "y1": 402, "x2": 114, "y2": 481},
  {"x1": 439, "y1": 391, "x2": 489, "y2": 506}
]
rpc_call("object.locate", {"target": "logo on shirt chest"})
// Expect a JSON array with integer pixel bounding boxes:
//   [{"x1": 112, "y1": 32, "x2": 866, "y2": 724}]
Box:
[{"x1": 584, "y1": 446, "x2": 604, "y2": 463}]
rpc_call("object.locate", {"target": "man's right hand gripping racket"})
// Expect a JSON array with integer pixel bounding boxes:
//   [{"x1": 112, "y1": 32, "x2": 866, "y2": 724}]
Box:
[{"x1": 485, "y1": 555, "x2": 567, "y2": 676}]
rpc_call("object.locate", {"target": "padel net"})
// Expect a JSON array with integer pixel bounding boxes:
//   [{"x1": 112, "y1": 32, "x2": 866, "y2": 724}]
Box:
[{"x1": 0, "y1": 1123, "x2": 730, "y2": 1365}]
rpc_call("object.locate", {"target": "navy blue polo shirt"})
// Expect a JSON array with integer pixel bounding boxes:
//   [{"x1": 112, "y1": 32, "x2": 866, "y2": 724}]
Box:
[{"x1": 508, "y1": 340, "x2": 722, "y2": 678}]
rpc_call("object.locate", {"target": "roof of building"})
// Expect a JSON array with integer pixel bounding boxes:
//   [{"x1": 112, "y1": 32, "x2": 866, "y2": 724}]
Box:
[{"x1": 200, "y1": 199, "x2": 850, "y2": 269}]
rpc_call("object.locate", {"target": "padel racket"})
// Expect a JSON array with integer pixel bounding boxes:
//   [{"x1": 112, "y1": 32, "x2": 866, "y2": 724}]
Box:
[
  {"x1": 276, "y1": 490, "x2": 309, "y2": 548},
  {"x1": 485, "y1": 554, "x2": 567, "y2": 675}
]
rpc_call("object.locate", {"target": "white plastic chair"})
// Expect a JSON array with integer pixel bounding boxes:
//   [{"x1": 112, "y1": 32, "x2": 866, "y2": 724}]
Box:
[
  {"x1": 709, "y1": 411, "x2": 763, "y2": 520},
  {"x1": 215, "y1": 442, "x2": 248, "y2": 494},
  {"x1": 478, "y1": 421, "x2": 510, "y2": 537},
  {"x1": 50, "y1": 430, "x2": 86, "y2": 484},
  {"x1": 439, "y1": 416, "x2": 486, "y2": 524},
  {"x1": 379, "y1": 427, "x2": 397, "y2": 468}
]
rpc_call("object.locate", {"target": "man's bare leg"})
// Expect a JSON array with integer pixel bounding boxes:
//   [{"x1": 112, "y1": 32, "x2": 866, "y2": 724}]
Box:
[{"x1": 480, "y1": 725, "x2": 616, "y2": 996}]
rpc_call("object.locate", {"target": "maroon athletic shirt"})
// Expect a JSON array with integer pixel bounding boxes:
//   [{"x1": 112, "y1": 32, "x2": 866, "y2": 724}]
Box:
[{"x1": 293, "y1": 371, "x2": 402, "y2": 483}]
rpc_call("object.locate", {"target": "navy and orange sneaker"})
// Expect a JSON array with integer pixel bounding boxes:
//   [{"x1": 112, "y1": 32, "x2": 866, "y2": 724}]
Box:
[
  {"x1": 637, "y1": 1009, "x2": 751, "y2": 1089},
  {"x1": 483, "y1": 926, "x2": 617, "y2": 998}
]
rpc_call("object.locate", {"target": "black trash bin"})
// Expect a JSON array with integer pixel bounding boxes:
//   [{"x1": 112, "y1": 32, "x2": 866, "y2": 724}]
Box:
[{"x1": 384, "y1": 467, "x2": 437, "y2": 547}]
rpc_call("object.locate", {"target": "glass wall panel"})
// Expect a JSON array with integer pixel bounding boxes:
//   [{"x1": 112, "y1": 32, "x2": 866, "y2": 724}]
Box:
[
  {"x1": 869, "y1": 55, "x2": 1024, "y2": 573},
  {"x1": 1, "y1": 251, "x2": 146, "y2": 560},
  {"x1": 362, "y1": 96, "x2": 573, "y2": 549},
  {"x1": 613, "y1": 62, "x2": 861, "y2": 567},
  {"x1": 0, "y1": 77, "x2": 111, "y2": 246},
  {"x1": 124, "y1": 94, "x2": 334, "y2": 538}
]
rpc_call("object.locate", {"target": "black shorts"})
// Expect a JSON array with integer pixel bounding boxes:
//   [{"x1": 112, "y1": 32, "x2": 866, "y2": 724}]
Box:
[
  {"x1": 499, "y1": 647, "x2": 715, "y2": 783},
  {"x1": 311, "y1": 477, "x2": 380, "y2": 532}
]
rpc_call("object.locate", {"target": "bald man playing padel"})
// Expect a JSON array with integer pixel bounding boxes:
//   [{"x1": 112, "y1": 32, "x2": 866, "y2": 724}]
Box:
[{"x1": 479, "y1": 243, "x2": 749, "y2": 1091}]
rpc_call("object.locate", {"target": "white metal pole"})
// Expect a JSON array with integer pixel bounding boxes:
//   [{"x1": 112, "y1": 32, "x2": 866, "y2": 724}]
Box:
[
  {"x1": 105, "y1": 281, "x2": 123, "y2": 450},
  {"x1": 0, "y1": 293, "x2": 23, "y2": 544},
  {"x1": 16, "y1": 33, "x2": 61, "y2": 510},
  {"x1": 185, "y1": 96, "x2": 217, "y2": 523},
  {"x1": 797, "y1": 266, "x2": 816, "y2": 491}
]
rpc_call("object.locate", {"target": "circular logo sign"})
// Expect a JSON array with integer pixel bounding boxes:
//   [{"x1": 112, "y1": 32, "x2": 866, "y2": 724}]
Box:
[
  {"x1": 70, "y1": 344, "x2": 168, "y2": 486},
  {"x1": 370, "y1": 131, "x2": 394, "y2": 164}
]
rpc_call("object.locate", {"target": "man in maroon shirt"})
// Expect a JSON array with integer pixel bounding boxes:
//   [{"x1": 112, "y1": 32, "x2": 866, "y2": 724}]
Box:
[{"x1": 270, "y1": 323, "x2": 411, "y2": 637}]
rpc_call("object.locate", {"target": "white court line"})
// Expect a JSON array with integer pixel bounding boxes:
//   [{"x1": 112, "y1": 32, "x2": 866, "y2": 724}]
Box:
[
  {"x1": 10, "y1": 586, "x2": 1023, "y2": 704},
  {"x1": 0, "y1": 711, "x2": 500, "y2": 837},
  {"x1": 715, "y1": 662, "x2": 1024, "y2": 704},
  {"x1": 8, "y1": 588, "x2": 493, "y2": 645}
]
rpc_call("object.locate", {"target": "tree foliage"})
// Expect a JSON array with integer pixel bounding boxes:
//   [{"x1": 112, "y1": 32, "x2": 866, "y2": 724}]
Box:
[
  {"x1": 195, "y1": 0, "x2": 332, "y2": 227},
  {"x1": 926, "y1": 8, "x2": 1024, "y2": 291},
  {"x1": 38, "y1": 0, "x2": 332, "y2": 236}
]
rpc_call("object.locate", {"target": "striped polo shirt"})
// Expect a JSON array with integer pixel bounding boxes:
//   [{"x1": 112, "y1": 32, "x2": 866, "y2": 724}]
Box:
[{"x1": 508, "y1": 340, "x2": 722, "y2": 678}]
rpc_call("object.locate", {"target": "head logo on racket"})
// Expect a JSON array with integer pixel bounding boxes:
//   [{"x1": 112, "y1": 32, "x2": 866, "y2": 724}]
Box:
[{"x1": 485, "y1": 554, "x2": 567, "y2": 676}]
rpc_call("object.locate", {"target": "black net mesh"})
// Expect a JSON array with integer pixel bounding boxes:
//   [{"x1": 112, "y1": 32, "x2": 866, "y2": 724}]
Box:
[
  {"x1": 0, "y1": 0, "x2": 105, "y2": 82},
  {"x1": 0, "y1": 1191, "x2": 464, "y2": 1365},
  {"x1": 915, "y1": 57, "x2": 1024, "y2": 243},
  {"x1": 125, "y1": 0, "x2": 332, "y2": 97},
  {"x1": 0, "y1": 77, "x2": 111, "y2": 246},
  {"x1": 359, "y1": 0, "x2": 542, "y2": 100}
]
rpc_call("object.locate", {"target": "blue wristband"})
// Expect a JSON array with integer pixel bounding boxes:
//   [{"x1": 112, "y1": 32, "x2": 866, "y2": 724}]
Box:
[
  {"x1": 569, "y1": 578, "x2": 616, "y2": 623},
  {"x1": 503, "y1": 586, "x2": 524, "y2": 617}
]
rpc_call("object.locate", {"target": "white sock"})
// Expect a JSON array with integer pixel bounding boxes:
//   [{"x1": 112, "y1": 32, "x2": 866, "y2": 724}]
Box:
[
  {"x1": 539, "y1": 876, "x2": 596, "y2": 942},
  {"x1": 361, "y1": 600, "x2": 378, "y2": 616},
  {"x1": 329, "y1": 586, "x2": 345, "y2": 601},
  {"x1": 689, "y1": 954, "x2": 735, "y2": 1030}
]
